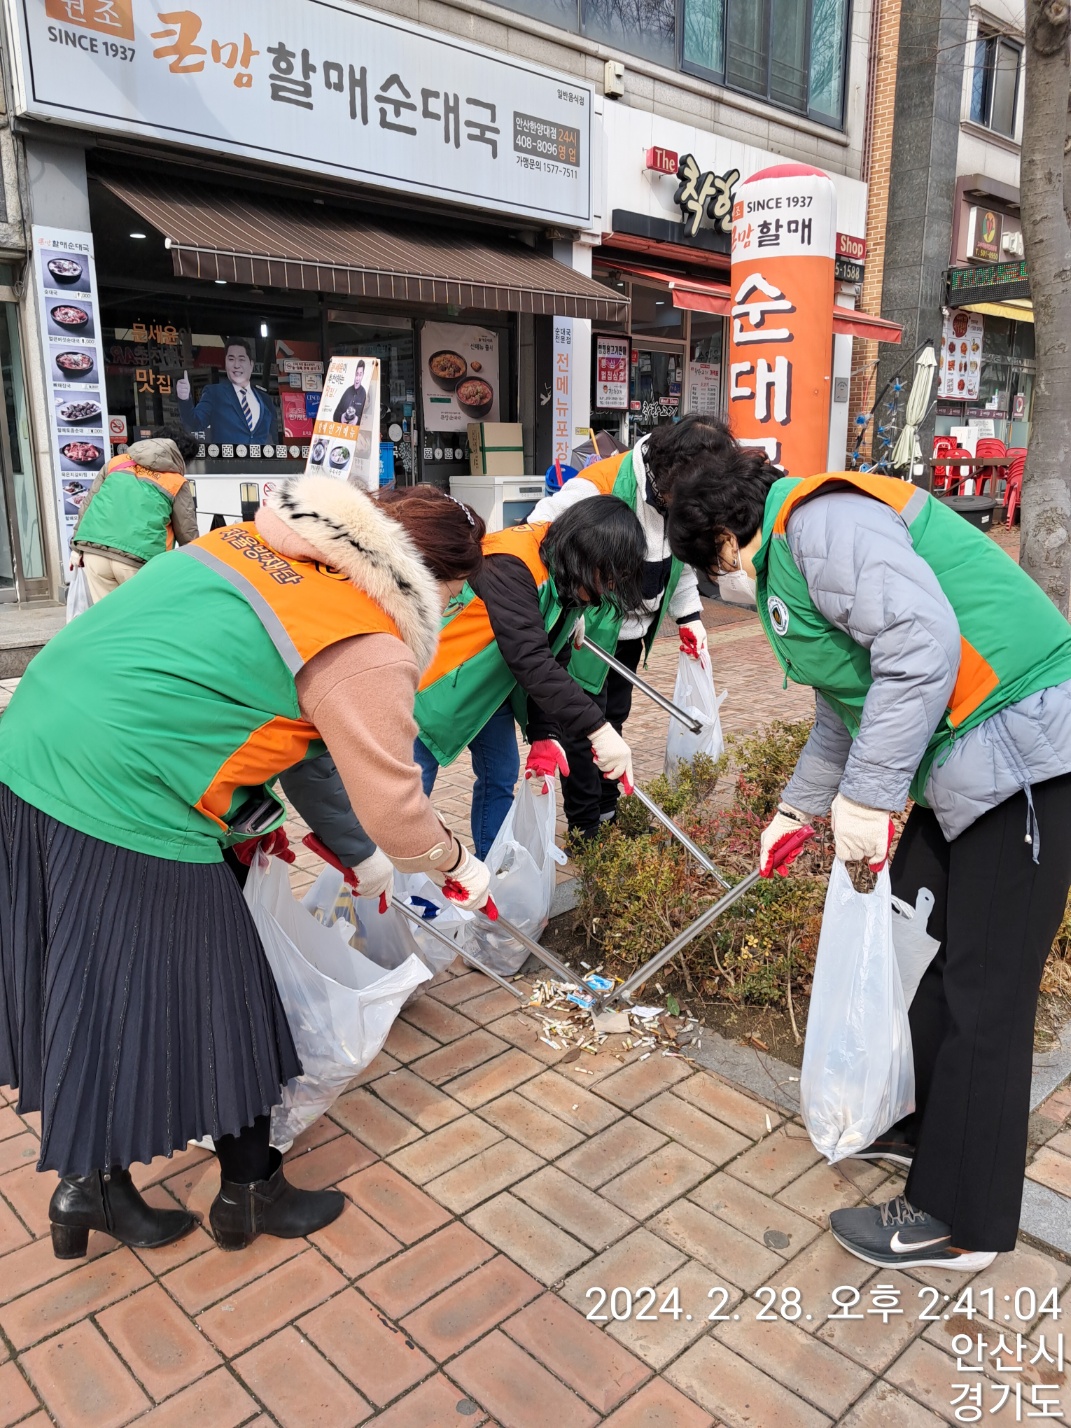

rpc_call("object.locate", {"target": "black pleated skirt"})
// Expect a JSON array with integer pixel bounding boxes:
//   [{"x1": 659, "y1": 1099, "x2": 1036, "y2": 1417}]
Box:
[{"x1": 0, "y1": 784, "x2": 301, "y2": 1176}]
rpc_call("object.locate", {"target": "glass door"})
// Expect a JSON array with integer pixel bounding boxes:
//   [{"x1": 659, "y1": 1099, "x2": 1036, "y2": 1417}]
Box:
[{"x1": 0, "y1": 299, "x2": 45, "y2": 601}]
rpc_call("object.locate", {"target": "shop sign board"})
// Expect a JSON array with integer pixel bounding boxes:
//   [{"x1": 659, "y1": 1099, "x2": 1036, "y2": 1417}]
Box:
[
  {"x1": 645, "y1": 146, "x2": 678, "y2": 175},
  {"x1": 552, "y1": 318, "x2": 573, "y2": 468},
  {"x1": 9, "y1": 0, "x2": 593, "y2": 227},
  {"x1": 728, "y1": 165, "x2": 837, "y2": 475},
  {"x1": 594, "y1": 334, "x2": 629, "y2": 411},
  {"x1": 967, "y1": 206, "x2": 1002, "y2": 263},
  {"x1": 937, "y1": 309, "x2": 984, "y2": 401},
  {"x1": 674, "y1": 154, "x2": 739, "y2": 239},
  {"x1": 686, "y1": 362, "x2": 721, "y2": 417},
  {"x1": 307, "y1": 355, "x2": 381, "y2": 490},
  {"x1": 420, "y1": 322, "x2": 500, "y2": 434},
  {"x1": 31, "y1": 224, "x2": 112, "y2": 569}
]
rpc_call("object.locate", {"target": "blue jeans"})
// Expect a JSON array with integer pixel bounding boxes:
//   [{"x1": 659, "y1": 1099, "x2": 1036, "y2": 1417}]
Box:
[{"x1": 414, "y1": 701, "x2": 519, "y2": 860}]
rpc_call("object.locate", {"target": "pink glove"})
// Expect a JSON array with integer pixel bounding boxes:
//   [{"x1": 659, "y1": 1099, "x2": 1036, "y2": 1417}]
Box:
[
  {"x1": 524, "y1": 739, "x2": 570, "y2": 794},
  {"x1": 234, "y1": 827, "x2": 295, "y2": 866}
]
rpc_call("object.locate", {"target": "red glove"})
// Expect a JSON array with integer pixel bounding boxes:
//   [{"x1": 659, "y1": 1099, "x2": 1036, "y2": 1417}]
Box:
[
  {"x1": 758, "y1": 806, "x2": 815, "y2": 878},
  {"x1": 234, "y1": 827, "x2": 294, "y2": 865},
  {"x1": 524, "y1": 739, "x2": 570, "y2": 794},
  {"x1": 678, "y1": 620, "x2": 708, "y2": 661}
]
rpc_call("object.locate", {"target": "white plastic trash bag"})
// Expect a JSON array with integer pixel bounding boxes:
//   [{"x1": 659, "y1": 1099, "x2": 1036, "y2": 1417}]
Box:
[
  {"x1": 468, "y1": 776, "x2": 565, "y2": 977},
  {"x1": 800, "y1": 861, "x2": 915, "y2": 1162},
  {"x1": 394, "y1": 872, "x2": 475, "y2": 976},
  {"x1": 245, "y1": 851, "x2": 430, "y2": 1145},
  {"x1": 65, "y1": 566, "x2": 93, "y2": 623},
  {"x1": 891, "y1": 887, "x2": 940, "y2": 1008},
  {"x1": 665, "y1": 650, "x2": 726, "y2": 774}
]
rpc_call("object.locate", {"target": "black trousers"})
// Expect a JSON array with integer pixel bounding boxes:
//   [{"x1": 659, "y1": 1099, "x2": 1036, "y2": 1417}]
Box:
[
  {"x1": 561, "y1": 637, "x2": 643, "y2": 836},
  {"x1": 891, "y1": 774, "x2": 1071, "y2": 1250}
]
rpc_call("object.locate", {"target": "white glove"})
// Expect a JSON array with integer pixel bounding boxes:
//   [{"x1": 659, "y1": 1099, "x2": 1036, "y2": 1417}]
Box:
[
  {"x1": 830, "y1": 793, "x2": 894, "y2": 868},
  {"x1": 759, "y1": 803, "x2": 815, "y2": 878},
  {"x1": 176, "y1": 370, "x2": 191, "y2": 402},
  {"x1": 589, "y1": 723, "x2": 634, "y2": 793},
  {"x1": 571, "y1": 614, "x2": 586, "y2": 650},
  {"x1": 678, "y1": 618, "x2": 708, "y2": 661},
  {"x1": 351, "y1": 847, "x2": 394, "y2": 901},
  {"x1": 428, "y1": 845, "x2": 493, "y2": 912}
]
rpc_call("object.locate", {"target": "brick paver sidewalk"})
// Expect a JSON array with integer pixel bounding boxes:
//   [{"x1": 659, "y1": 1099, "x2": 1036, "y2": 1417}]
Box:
[{"x1": 2, "y1": 972, "x2": 1071, "y2": 1428}]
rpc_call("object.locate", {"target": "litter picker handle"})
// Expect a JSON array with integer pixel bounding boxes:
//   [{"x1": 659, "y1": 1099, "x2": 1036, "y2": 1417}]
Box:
[
  {"x1": 602, "y1": 868, "x2": 763, "y2": 1009},
  {"x1": 390, "y1": 897, "x2": 524, "y2": 999},
  {"x1": 579, "y1": 638, "x2": 707, "y2": 735},
  {"x1": 630, "y1": 786, "x2": 731, "y2": 890}
]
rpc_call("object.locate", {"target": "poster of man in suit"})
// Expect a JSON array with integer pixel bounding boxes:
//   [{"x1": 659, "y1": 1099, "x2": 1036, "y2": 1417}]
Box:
[{"x1": 176, "y1": 336, "x2": 279, "y2": 446}]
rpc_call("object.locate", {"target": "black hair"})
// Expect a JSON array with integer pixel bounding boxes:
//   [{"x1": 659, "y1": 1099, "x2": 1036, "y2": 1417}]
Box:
[
  {"x1": 223, "y1": 336, "x2": 254, "y2": 361},
  {"x1": 150, "y1": 422, "x2": 200, "y2": 464},
  {"x1": 667, "y1": 448, "x2": 779, "y2": 573},
  {"x1": 541, "y1": 494, "x2": 646, "y2": 617},
  {"x1": 644, "y1": 413, "x2": 736, "y2": 501}
]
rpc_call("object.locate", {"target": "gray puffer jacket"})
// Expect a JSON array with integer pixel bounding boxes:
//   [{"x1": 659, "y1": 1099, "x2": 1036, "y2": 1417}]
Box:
[{"x1": 779, "y1": 490, "x2": 1071, "y2": 851}]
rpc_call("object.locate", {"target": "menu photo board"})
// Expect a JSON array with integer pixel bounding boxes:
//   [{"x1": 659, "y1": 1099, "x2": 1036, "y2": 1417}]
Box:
[
  {"x1": 595, "y1": 334, "x2": 629, "y2": 411},
  {"x1": 31, "y1": 225, "x2": 111, "y2": 569},
  {"x1": 687, "y1": 362, "x2": 721, "y2": 417},
  {"x1": 307, "y1": 356, "x2": 381, "y2": 490},
  {"x1": 420, "y1": 322, "x2": 500, "y2": 434},
  {"x1": 938, "y1": 310, "x2": 984, "y2": 401}
]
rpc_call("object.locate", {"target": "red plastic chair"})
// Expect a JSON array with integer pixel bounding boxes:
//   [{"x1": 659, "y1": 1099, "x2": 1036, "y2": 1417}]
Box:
[
  {"x1": 1004, "y1": 448, "x2": 1027, "y2": 527},
  {"x1": 974, "y1": 437, "x2": 1007, "y2": 497},
  {"x1": 931, "y1": 436, "x2": 959, "y2": 493},
  {"x1": 941, "y1": 447, "x2": 974, "y2": 496}
]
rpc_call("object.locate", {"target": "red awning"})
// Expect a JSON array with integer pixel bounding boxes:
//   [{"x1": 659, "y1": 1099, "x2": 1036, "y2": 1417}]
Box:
[{"x1": 598, "y1": 259, "x2": 902, "y2": 342}]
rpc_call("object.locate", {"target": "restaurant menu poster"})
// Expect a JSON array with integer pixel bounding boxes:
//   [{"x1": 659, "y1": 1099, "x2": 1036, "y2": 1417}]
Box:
[
  {"x1": 687, "y1": 362, "x2": 721, "y2": 417},
  {"x1": 938, "y1": 310, "x2": 984, "y2": 401},
  {"x1": 421, "y1": 322, "x2": 500, "y2": 434},
  {"x1": 307, "y1": 356, "x2": 381, "y2": 490},
  {"x1": 32, "y1": 225, "x2": 111, "y2": 571},
  {"x1": 595, "y1": 335, "x2": 629, "y2": 410}
]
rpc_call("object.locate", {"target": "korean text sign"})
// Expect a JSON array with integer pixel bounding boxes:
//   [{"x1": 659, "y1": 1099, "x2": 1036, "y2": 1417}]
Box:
[
  {"x1": 11, "y1": 0, "x2": 593, "y2": 227},
  {"x1": 307, "y1": 356, "x2": 380, "y2": 491},
  {"x1": 31, "y1": 225, "x2": 111, "y2": 570},
  {"x1": 728, "y1": 165, "x2": 837, "y2": 476},
  {"x1": 552, "y1": 319, "x2": 572, "y2": 467}
]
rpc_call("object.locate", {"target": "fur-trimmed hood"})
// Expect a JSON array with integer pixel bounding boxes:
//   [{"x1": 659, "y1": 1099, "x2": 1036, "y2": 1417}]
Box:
[{"x1": 262, "y1": 476, "x2": 442, "y2": 672}]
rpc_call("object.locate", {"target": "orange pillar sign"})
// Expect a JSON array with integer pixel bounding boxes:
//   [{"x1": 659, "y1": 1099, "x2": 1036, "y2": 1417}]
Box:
[{"x1": 728, "y1": 164, "x2": 837, "y2": 476}]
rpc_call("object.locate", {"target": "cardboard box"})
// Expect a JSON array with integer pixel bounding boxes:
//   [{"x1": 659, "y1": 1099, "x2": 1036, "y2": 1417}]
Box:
[{"x1": 469, "y1": 422, "x2": 524, "y2": 477}]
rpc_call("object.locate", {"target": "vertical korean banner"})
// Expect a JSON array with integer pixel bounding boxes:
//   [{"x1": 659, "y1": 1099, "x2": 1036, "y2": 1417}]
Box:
[
  {"x1": 307, "y1": 357, "x2": 381, "y2": 490},
  {"x1": 728, "y1": 165, "x2": 837, "y2": 476},
  {"x1": 552, "y1": 319, "x2": 573, "y2": 468},
  {"x1": 31, "y1": 226, "x2": 111, "y2": 573}
]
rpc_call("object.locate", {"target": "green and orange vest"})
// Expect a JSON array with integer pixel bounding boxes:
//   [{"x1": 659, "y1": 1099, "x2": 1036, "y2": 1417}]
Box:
[
  {"x1": 754, "y1": 473, "x2": 1071, "y2": 803},
  {"x1": 565, "y1": 448, "x2": 684, "y2": 693},
  {"x1": 0, "y1": 522, "x2": 399, "y2": 861},
  {"x1": 74, "y1": 453, "x2": 186, "y2": 563},
  {"x1": 415, "y1": 523, "x2": 573, "y2": 764}
]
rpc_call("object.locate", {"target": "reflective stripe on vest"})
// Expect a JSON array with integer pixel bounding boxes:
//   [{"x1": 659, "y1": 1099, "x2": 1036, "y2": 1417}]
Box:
[
  {"x1": 418, "y1": 523, "x2": 550, "y2": 692},
  {"x1": 178, "y1": 522, "x2": 402, "y2": 829}
]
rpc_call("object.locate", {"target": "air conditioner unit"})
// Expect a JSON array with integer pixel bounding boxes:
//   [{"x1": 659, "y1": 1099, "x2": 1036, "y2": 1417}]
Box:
[{"x1": 1002, "y1": 230, "x2": 1025, "y2": 258}]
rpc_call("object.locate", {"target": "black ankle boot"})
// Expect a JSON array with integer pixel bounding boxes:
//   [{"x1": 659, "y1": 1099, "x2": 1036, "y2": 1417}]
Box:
[
  {"x1": 49, "y1": 1168, "x2": 200, "y2": 1259},
  {"x1": 209, "y1": 1150, "x2": 345, "y2": 1251}
]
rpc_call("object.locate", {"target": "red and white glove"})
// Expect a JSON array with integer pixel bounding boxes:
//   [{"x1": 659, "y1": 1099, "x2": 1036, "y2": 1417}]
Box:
[
  {"x1": 589, "y1": 723, "x2": 634, "y2": 794},
  {"x1": 303, "y1": 833, "x2": 393, "y2": 913},
  {"x1": 571, "y1": 614, "x2": 586, "y2": 650},
  {"x1": 430, "y1": 845, "x2": 496, "y2": 916},
  {"x1": 759, "y1": 804, "x2": 815, "y2": 878},
  {"x1": 524, "y1": 739, "x2": 570, "y2": 794},
  {"x1": 234, "y1": 827, "x2": 294, "y2": 866},
  {"x1": 830, "y1": 794, "x2": 894, "y2": 870},
  {"x1": 678, "y1": 619, "x2": 708, "y2": 661}
]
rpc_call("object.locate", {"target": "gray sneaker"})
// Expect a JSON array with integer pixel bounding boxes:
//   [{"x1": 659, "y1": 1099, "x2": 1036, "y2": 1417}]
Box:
[{"x1": 829, "y1": 1195, "x2": 996, "y2": 1271}]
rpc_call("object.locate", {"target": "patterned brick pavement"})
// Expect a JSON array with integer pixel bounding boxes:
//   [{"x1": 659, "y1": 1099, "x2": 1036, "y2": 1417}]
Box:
[{"x1": 2, "y1": 975, "x2": 1071, "y2": 1428}]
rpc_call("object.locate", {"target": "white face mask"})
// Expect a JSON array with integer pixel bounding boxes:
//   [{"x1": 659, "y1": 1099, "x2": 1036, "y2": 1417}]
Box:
[{"x1": 718, "y1": 566, "x2": 757, "y2": 608}]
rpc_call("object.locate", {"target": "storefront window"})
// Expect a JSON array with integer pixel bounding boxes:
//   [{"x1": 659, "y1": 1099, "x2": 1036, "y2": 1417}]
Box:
[
  {"x1": 327, "y1": 312, "x2": 417, "y2": 485},
  {"x1": 0, "y1": 305, "x2": 45, "y2": 581},
  {"x1": 582, "y1": 0, "x2": 676, "y2": 69},
  {"x1": 687, "y1": 312, "x2": 724, "y2": 418},
  {"x1": 629, "y1": 347, "x2": 685, "y2": 440},
  {"x1": 629, "y1": 284, "x2": 685, "y2": 341}
]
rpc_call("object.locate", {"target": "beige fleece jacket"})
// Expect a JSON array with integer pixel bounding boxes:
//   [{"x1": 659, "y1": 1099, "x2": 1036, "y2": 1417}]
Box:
[{"x1": 255, "y1": 504, "x2": 460, "y2": 873}]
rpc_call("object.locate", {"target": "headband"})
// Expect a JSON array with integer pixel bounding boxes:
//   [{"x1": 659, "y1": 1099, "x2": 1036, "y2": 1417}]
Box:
[{"x1": 444, "y1": 493, "x2": 476, "y2": 527}]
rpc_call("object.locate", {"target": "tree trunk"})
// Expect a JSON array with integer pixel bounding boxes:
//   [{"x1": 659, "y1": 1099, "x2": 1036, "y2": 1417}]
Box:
[{"x1": 1019, "y1": 0, "x2": 1071, "y2": 611}]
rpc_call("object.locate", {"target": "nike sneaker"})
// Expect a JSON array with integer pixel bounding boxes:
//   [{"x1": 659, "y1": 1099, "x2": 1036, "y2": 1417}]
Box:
[
  {"x1": 850, "y1": 1128, "x2": 915, "y2": 1168},
  {"x1": 829, "y1": 1195, "x2": 996, "y2": 1271}
]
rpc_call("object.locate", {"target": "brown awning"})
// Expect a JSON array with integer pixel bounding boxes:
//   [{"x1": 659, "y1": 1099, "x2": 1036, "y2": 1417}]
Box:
[{"x1": 98, "y1": 175, "x2": 627, "y2": 323}]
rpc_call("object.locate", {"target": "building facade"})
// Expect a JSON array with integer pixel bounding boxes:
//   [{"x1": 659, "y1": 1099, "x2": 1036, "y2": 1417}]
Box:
[{"x1": 0, "y1": 0, "x2": 879, "y2": 597}]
